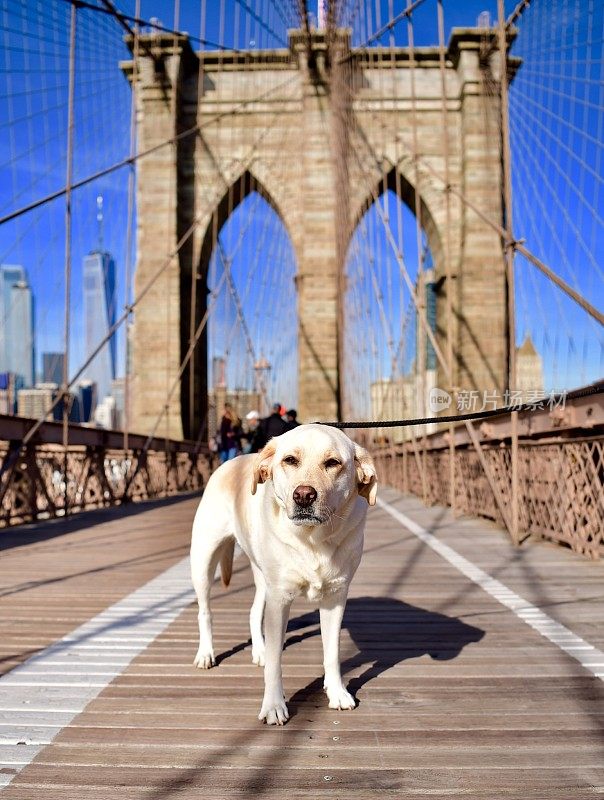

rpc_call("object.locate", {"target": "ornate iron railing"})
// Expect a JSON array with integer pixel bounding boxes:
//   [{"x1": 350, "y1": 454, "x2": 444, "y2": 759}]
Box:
[
  {"x1": 0, "y1": 415, "x2": 215, "y2": 528},
  {"x1": 373, "y1": 434, "x2": 604, "y2": 560}
]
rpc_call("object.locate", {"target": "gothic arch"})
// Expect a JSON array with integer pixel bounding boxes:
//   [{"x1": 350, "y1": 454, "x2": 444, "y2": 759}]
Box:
[
  {"x1": 181, "y1": 169, "x2": 297, "y2": 439},
  {"x1": 349, "y1": 164, "x2": 445, "y2": 273}
]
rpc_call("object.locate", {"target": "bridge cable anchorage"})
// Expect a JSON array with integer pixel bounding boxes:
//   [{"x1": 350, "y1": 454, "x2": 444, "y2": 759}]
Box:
[{"x1": 317, "y1": 381, "x2": 604, "y2": 430}]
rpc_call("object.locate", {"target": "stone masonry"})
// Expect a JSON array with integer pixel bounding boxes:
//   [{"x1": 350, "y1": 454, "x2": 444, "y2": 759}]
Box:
[{"x1": 122, "y1": 28, "x2": 516, "y2": 439}]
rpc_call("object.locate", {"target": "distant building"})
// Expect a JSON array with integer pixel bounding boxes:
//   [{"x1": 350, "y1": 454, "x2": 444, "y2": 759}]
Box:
[
  {"x1": 83, "y1": 250, "x2": 116, "y2": 407},
  {"x1": 77, "y1": 380, "x2": 97, "y2": 423},
  {"x1": 42, "y1": 352, "x2": 65, "y2": 386},
  {"x1": 0, "y1": 372, "x2": 17, "y2": 415},
  {"x1": 371, "y1": 377, "x2": 415, "y2": 444},
  {"x1": 94, "y1": 396, "x2": 116, "y2": 430},
  {"x1": 17, "y1": 385, "x2": 54, "y2": 420},
  {"x1": 111, "y1": 377, "x2": 126, "y2": 430},
  {"x1": 0, "y1": 265, "x2": 34, "y2": 387},
  {"x1": 413, "y1": 263, "x2": 439, "y2": 426},
  {"x1": 370, "y1": 372, "x2": 439, "y2": 445},
  {"x1": 0, "y1": 390, "x2": 10, "y2": 415},
  {"x1": 516, "y1": 335, "x2": 544, "y2": 395},
  {"x1": 212, "y1": 356, "x2": 226, "y2": 388}
]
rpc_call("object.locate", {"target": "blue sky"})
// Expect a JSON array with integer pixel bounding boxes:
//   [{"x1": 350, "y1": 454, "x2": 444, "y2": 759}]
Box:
[{"x1": 0, "y1": 0, "x2": 601, "y2": 417}]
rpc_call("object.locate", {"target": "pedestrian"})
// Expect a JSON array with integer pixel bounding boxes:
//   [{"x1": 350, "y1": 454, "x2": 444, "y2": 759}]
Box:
[
  {"x1": 243, "y1": 410, "x2": 264, "y2": 454},
  {"x1": 285, "y1": 409, "x2": 300, "y2": 430},
  {"x1": 219, "y1": 403, "x2": 242, "y2": 463},
  {"x1": 258, "y1": 402, "x2": 288, "y2": 448}
]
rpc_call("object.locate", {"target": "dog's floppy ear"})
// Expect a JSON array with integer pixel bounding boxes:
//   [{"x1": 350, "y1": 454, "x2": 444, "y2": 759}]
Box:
[
  {"x1": 354, "y1": 443, "x2": 378, "y2": 506},
  {"x1": 251, "y1": 440, "x2": 277, "y2": 495}
]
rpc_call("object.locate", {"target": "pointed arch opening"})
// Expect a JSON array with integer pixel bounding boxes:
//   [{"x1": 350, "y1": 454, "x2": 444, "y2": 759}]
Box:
[
  {"x1": 181, "y1": 170, "x2": 298, "y2": 441},
  {"x1": 344, "y1": 170, "x2": 444, "y2": 441}
]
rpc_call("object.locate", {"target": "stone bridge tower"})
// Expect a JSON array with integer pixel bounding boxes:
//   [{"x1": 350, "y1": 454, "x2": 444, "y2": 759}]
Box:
[{"x1": 122, "y1": 28, "x2": 514, "y2": 440}]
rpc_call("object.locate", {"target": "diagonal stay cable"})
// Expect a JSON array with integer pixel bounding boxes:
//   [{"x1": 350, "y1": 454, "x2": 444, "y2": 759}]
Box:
[
  {"x1": 59, "y1": 0, "x2": 253, "y2": 53},
  {"x1": 340, "y1": 0, "x2": 428, "y2": 60},
  {"x1": 11, "y1": 78, "x2": 299, "y2": 450},
  {"x1": 142, "y1": 269, "x2": 228, "y2": 449},
  {"x1": 0, "y1": 72, "x2": 299, "y2": 228}
]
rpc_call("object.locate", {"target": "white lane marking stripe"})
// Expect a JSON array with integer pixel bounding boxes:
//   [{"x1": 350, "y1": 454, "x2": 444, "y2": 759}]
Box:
[
  {"x1": 0, "y1": 556, "x2": 195, "y2": 788},
  {"x1": 376, "y1": 497, "x2": 604, "y2": 683}
]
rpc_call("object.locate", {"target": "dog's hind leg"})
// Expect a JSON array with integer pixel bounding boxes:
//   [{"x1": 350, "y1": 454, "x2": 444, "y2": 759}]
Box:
[
  {"x1": 190, "y1": 521, "x2": 232, "y2": 669},
  {"x1": 249, "y1": 562, "x2": 266, "y2": 667}
]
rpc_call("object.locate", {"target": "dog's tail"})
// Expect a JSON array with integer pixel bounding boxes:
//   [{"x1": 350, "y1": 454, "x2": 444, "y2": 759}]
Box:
[{"x1": 219, "y1": 537, "x2": 235, "y2": 588}]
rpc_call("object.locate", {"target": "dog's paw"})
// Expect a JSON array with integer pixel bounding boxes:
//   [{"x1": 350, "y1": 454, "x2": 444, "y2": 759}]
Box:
[
  {"x1": 325, "y1": 684, "x2": 356, "y2": 710},
  {"x1": 251, "y1": 644, "x2": 266, "y2": 667},
  {"x1": 193, "y1": 647, "x2": 215, "y2": 669},
  {"x1": 258, "y1": 696, "x2": 289, "y2": 725}
]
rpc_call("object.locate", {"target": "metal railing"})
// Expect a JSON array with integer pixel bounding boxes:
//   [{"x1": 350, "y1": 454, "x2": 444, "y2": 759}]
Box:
[
  {"x1": 372, "y1": 395, "x2": 604, "y2": 560},
  {"x1": 0, "y1": 415, "x2": 215, "y2": 528}
]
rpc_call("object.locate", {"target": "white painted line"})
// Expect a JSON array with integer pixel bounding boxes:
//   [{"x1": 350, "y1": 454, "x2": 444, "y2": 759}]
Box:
[
  {"x1": 376, "y1": 497, "x2": 604, "y2": 683},
  {"x1": 0, "y1": 556, "x2": 196, "y2": 789}
]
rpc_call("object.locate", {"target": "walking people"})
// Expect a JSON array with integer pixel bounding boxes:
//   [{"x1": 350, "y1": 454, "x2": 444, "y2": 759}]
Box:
[
  {"x1": 243, "y1": 410, "x2": 264, "y2": 454},
  {"x1": 256, "y1": 402, "x2": 288, "y2": 449},
  {"x1": 218, "y1": 403, "x2": 242, "y2": 463},
  {"x1": 285, "y1": 409, "x2": 300, "y2": 430}
]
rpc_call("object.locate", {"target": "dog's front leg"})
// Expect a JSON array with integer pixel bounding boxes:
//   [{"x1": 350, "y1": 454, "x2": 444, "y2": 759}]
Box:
[
  {"x1": 258, "y1": 591, "x2": 292, "y2": 725},
  {"x1": 320, "y1": 589, "x2": 356, "y2": 710}
]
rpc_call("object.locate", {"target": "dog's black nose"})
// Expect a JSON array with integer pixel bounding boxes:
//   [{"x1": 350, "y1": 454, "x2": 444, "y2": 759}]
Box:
[{"x1": 293, "y1": 485, "x2": 317, "y2": 508}]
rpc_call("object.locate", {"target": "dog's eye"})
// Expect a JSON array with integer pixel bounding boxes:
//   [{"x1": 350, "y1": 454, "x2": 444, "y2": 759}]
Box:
[
  {"x1": 324, "y1": 458, "x2": 341, "y2": 468},
  {"x1": 282, "y1": 455, "x2": 298, "y2": 466}
]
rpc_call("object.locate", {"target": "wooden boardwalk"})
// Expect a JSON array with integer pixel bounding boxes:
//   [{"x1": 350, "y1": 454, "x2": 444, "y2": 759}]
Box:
[{"x1": 1, "y1": 486, "x2": 603, "y2": 798}]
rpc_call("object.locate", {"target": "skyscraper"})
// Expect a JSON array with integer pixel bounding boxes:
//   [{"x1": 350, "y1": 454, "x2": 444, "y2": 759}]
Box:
[
  {"x1": 42, "y1": 352, "x2": 65, "y2": 385},
  {"x1": 0, "y1": 264, "x2": 34, "y2": 387},
  {"x1": 83, "y1": 250, "x2": 116, "y2": 405}
]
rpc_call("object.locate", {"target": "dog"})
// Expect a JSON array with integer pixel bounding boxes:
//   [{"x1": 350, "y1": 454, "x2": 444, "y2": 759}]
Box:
[{"x1": 190, "y1": 423, "x2": 377, "y2": 725}]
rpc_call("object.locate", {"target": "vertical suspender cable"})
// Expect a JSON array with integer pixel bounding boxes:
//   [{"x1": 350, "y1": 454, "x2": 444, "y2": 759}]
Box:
[
  {"x1": 498, "y1": 0, "x2": 519, "y2": 544},
  {"x1": 123, "y1": 0, "x2": 140, "y2": 451},
  {"x1": 437, "y1": 0, "x2": 456, "y2": 514},
  {"x1": 62, "y1": 1, "x2": 77, "y2": 512},
  {"x1": 188, "y1": 0, "x2": 207, "y2": 440},
  {"x1": 406, "y1": 0, "x2": 427, "y2": 503}
]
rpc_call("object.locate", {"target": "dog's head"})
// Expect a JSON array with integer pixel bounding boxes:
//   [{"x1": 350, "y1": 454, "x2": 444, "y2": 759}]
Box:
[{"x1": 251, "y1": 424, "x2": 377, "y2": 526}]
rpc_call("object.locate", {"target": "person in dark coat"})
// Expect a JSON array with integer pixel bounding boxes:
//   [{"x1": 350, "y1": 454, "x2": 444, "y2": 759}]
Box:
[
  {"x1": 285, "y1": 409, "x2": 300, "y2": 430},
  {"x1": 258, "y1": 402, "x2": 288, "y2": 448}
]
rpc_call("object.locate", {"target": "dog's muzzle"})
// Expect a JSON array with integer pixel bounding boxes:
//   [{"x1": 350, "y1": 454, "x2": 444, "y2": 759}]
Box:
[{"x1": 291, "y1": 484, "x2": 325, "y2": 525}]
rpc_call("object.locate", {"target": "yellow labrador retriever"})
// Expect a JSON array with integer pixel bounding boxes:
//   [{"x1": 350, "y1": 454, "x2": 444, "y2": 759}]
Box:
[{"x1": 190, "y1": 423, "x2": 377, "y2": 725}]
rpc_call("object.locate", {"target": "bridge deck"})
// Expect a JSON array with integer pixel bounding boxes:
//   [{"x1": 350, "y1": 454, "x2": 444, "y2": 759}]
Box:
[{"x1": 1, "y1": 487, "x2": 603, "y2": 798}]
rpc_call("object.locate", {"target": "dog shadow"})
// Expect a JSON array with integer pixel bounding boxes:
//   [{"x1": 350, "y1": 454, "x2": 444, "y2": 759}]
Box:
[{"x1": 285, "y1": 596, "x2": 485, "y2": 708}]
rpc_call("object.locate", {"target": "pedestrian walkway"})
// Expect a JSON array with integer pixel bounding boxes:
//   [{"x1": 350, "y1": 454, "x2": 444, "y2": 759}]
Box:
[{"x1": 1, "y1": 487, "x2": 603, "y2": 798}]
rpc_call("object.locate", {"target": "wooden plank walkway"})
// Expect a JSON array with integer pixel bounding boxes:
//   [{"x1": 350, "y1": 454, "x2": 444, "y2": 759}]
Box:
[{"x1": 1, "y1": 486, "x2": 603, "y2": 798}]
